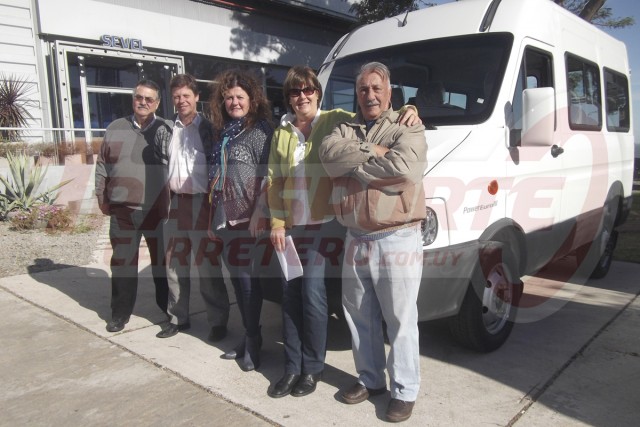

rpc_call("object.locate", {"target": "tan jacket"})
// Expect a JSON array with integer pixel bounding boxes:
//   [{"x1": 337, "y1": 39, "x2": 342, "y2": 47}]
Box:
[{"x1": 319, "y1": 109, "x2": 427, "y2": 233}]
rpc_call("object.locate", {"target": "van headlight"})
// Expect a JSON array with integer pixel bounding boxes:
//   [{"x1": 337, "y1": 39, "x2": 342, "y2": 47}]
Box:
[{"x1": 421, "y1": 206, "x2": 438, "y2": 246}]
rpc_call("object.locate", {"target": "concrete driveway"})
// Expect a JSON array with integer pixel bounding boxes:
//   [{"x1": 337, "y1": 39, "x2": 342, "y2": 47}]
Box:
[{"x1": 0, "y1": 249, "x2": 638, "y2": 426}]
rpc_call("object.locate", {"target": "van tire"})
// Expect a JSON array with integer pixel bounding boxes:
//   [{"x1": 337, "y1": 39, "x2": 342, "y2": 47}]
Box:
[
  {"x1": 448, "y1": 248, "x2": 522, "y2": 352},
  {"x1": 589, "y1": 229, "x2": 618, "y2": 279},
  {"x1": 576, "y1": 197, "x2": 620, "y2": 279}
]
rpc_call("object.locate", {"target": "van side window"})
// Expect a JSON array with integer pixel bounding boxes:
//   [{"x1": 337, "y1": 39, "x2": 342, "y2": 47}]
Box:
[
  {"x1": 603, "y1": 68, "x2": 630, "y2": 132},
  {"x1": 510, "y1": 47, "x2": 554, "y2": 146},
  {"x1": 566, "y1": 54, "x2": 602, "y2": 130}
]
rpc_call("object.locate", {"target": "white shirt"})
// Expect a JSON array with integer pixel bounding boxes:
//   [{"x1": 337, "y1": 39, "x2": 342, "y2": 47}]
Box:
[{"x1": 167, "y1": 114, "x2": 209, "y2": 194}]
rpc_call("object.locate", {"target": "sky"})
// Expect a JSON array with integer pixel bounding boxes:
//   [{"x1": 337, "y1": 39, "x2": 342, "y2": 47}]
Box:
[{"x1": 428, "y1": 0, "x2": 639, "y2": 151}]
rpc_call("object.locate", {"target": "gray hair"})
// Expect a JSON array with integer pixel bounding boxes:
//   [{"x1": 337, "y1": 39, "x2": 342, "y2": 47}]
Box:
[
  {"x1": 356, "y1": 62, "x2": 391, "y2": 88},
  {"x1": 132, "y1": 79, "x2": 161, "y2": 99}
]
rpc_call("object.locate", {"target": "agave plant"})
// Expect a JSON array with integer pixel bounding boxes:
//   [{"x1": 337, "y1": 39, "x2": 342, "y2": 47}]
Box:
[
  {"x1": 0, "y1": 73, "x2": 36, "y2": 142},
  {"x1": 0, "y1": 152, "x2": 71, "y2": 215}
]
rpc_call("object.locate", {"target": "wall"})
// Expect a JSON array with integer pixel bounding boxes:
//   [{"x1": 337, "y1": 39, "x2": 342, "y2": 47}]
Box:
[
  {"x1": 36, "y1": 0, "x2": 343, "y2": 67},
  {"x1": 0, "y1": 0, "x2": 43, "y2": 138}
]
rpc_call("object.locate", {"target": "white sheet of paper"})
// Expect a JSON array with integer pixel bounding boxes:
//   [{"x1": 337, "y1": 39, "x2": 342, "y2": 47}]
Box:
[{"x1": 276, "y1": 235, "x2": 303, "y2": 281}]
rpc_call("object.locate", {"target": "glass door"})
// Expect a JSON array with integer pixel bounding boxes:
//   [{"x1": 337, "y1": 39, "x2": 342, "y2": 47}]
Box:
[{"x1": 53, "y1": 41, "x2": 183, "y2": 146}]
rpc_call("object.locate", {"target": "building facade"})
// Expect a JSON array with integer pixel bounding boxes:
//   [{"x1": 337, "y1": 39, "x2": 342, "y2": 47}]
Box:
[{"x1": 0, "y1": 0, "x2": 356, "y2": 144}]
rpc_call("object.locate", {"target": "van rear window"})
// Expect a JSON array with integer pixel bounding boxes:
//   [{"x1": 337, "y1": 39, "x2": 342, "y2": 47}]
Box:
[{"x1": 603, "y1": 67, "x2": 630, "y2": 133}]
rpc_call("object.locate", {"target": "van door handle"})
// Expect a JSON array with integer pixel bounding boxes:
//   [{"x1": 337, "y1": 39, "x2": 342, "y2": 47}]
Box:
[{"x1": 551, "y1": 145, "x2": 564, "y2": 158}]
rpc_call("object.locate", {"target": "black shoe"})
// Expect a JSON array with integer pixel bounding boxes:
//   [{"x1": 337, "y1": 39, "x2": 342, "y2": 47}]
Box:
[
  {"x1": 156, "y1": 322, "x2": 190, "y2": 338},
  {"x1": 106, "y1": 317, "x2": 129, "y2": 333},
  {"x1": 267, "y1": 374, "x2": 300, "y2": 398},
  {"x1": 291, "y1": 373, "x2": 322, "y2": 397},
  {"x1": 341, "y1": 382, "x2": 387, "y2": 404},
  {"x1": 222, "y1": 332, "x2": 262, "y2": 360},
  {"x1": 222, "y1": 340, "x2": 245, "y2": 360},
  {"x1": 208, "y1": 325, "x2": 227, "y2": 342}
]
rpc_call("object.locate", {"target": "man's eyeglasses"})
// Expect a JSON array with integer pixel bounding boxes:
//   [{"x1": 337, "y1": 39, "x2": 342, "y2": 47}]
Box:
[
  {"x1": 134, "y1": 94, "x2": 157, "y2": 104},
  {"x1": 288, "y1": 87, "x2": 317, "y2": 98}
]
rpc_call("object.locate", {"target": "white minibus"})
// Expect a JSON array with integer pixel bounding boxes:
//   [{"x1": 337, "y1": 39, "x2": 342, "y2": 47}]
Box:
[{"x1": 317, "y1": 0, "x2": 635, "y2": 351}]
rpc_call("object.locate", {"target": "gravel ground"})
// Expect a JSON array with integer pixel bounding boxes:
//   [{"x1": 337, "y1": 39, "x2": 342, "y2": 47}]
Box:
[{"x1": 0, "y1": 215, "x2": 106, "y2": 278}]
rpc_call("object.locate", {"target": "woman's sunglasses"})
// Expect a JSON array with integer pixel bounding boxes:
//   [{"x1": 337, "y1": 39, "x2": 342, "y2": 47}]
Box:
[{"x1": 288, "y1": 87, "x2": 317, "y2": 98}]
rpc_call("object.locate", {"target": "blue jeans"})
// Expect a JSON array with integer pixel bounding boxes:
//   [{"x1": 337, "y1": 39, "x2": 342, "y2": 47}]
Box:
[
  {"x1": 217, "y1": 223, "x2": 263, "y2": 338},
  {"x1": 281, "y1": 220, "x2": 344, "y2": 375},
  {"x1": 342, "y1": 224, "x2": 423, "y2": 402}
]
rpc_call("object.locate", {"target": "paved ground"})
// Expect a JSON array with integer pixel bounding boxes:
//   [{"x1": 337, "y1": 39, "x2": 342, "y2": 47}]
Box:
[{"x1": 0, "y1": 240, "x2": 638, "y2": 426}]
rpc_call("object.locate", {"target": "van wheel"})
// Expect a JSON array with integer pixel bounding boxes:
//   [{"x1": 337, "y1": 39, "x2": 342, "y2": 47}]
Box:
[
  {"x1": 449, "y1": 251, "x2": 522, "y2": 352},
  {"x1": 590, "y1": 229, "x2": 618, "y2": 279},
  {"x1": 577, "y1": 199, "x2": 619, "y2": 279}
]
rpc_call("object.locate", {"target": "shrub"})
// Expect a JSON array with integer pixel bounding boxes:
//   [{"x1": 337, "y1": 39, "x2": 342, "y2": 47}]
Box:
[
  {"x1": 0, "y1": 74, "x2": 37, "y2": 142},
  {"x1": 31, "y1": 142, "x2": 58, "y2": 158},
  {"x1": 0, "y1": 142, "x2": 30, "y2": 157},
  {"x1": 9, "y1": 204, "x2": 73, "y2": 231},
  {"x1": 0, "y1": 151, "x2": 71, "y2": 213},
  {"x1": 40, "y1": 204, "x2": 73, "y2": 231},
  {"x1": 8, "y1": 209, "x2": 33, "y2": 230}
]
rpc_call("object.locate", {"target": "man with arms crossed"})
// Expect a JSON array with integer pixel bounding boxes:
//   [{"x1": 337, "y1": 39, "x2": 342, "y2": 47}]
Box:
[{"x1": 319, "y1": 62, "x2": 427, "y2": 423}]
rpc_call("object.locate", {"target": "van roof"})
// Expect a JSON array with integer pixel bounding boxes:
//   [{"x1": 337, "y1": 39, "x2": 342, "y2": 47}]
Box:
[{"x1": 326, "y1": 0, "x2": 628, "y2": 73}]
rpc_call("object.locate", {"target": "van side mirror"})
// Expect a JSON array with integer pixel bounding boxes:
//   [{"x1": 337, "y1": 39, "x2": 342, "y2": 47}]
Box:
[{"x1": 521, "y1": 87, "x2": 555, "y2": 147}]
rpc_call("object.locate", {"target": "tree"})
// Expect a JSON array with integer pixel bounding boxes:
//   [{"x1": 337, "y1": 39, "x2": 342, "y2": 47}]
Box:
[
  {"x1": 348, "y1": 0, "x2": 436, "y2": 25},
  {"x1": 554, "y1": 0, "x2": 634, "y2": 28},
  {"x1": 348, "y1": 0, "x2": 634, "y2": 28},
  {"x1": 0, "y1": 74, "x2": 36, "y2": 142}
]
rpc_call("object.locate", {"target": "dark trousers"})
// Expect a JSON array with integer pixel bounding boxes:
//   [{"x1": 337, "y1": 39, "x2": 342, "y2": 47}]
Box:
[
  {"x1": 281, "y1": 220, "x2": 344, "y2": 375},
  {"x1": 164, "y1": 193, "x2": 228, "y2": 327},
  {"x1": 217, "y1": 223, "x2": 263, "y2": 338},
  {"x1": 109, "y1": 206, "x2": 168, "y2": 319}
]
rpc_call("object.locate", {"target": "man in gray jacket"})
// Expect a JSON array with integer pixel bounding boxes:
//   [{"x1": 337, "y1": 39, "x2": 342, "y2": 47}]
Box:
[
  {"x1": 95, "y1": 79, "x2": 170, "y2": 333},
  {"x1": 319, "y1": 62, "x2": 427, "y2": 423}
]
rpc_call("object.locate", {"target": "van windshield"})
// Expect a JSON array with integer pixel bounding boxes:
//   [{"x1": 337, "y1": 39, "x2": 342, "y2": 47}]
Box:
[{"x1": 321, "y1": 33, "x2": 513, "y2": 126}]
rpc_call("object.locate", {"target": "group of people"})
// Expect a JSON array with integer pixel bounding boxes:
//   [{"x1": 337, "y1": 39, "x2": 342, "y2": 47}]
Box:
[{"x1": 95, "y1": 61, "x2": 427, "y2": 422}]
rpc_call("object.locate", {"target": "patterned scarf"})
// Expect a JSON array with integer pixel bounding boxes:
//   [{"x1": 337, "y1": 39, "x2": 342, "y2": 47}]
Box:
[{"x1": 209, "y1": 118, "x2": 245, "y2": 205}]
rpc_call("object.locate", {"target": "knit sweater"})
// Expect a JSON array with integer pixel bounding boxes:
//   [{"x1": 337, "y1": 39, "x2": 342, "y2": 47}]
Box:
[
  {"x1": 211, "y1": 119, "x2": 274, "y2": 228},
  {"x1": 95, "y1": 116, "x2": 170, "y2": 212}
]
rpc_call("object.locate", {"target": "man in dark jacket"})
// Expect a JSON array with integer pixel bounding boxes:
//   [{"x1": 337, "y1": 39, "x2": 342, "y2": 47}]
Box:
[
  {"x1": 156, "y1": 74, "x2": 229, "y2": 340},
  {"x1": 95, "y1": 79, "x2": 170, "y2": 333}
]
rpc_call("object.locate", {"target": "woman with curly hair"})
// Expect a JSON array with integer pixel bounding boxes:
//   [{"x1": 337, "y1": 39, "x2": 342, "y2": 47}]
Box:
[{"x1": 208, "y1": 69, "x2": 273, "y2": 371}]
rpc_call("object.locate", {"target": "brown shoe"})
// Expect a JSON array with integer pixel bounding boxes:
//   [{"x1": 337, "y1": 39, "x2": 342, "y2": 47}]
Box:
[
  {"x1": 341, "y1": 382, "x2": 386, "y2": 404},
  {"x1": 386, "y1": 398, "x2": 415, "y2": 422}
]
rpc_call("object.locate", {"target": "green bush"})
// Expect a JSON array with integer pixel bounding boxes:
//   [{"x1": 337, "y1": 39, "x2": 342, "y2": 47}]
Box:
[
  {"x1": 0, "y1": 73, "x2": 36, "y2": 142},
  {"x1": 0, "y1": 151, "x2": 71, "y2": 218}
]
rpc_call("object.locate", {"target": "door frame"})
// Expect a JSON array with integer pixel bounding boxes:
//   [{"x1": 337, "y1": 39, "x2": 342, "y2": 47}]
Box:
[{"x1": 51, "y1": 40, "x2": 184, "y2": 143}]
